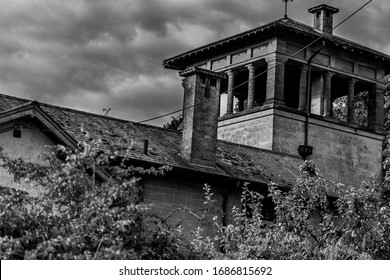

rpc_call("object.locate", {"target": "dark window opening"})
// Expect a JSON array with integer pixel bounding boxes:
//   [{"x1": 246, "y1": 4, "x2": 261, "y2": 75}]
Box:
[
  {"x1": 231, "y1": 66, "x2": 267, "y2": 114},
  {"x1": 243, "y1": 186, "x2": 275, "y2": 222},
  {"x1": 327, "y1": 196, "x2": 338, "y2": 215},
  {"x1": 284, "y1": 64, "x2": 300, "y2": 109}
]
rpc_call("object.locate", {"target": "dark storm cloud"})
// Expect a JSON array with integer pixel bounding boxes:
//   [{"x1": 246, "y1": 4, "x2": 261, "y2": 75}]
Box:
[{"x1": 0, "y1": 0, "x2": 387, "y2": 125}]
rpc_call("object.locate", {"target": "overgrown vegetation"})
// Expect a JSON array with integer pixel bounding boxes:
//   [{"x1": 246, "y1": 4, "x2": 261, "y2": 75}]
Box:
[
  {"x1": 1, "y1": 138, "x2": 390, "y2": 259},
  {"x1": 332, "y1": 91, "x2": 368, "y2": 126},
  {"x1": 193, "y1": 162, "x2": 390, "y2": 259},
  {"x1": 0, "y1": 141, "x2": 195, "y2": 260},
  {"x1": 163, "y1": 115, "x2": 183, "y2": 130}
]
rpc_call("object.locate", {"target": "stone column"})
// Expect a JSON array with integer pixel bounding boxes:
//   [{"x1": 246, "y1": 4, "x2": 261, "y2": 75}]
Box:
[
  {"x1": 323, "y1": 71, "x2": 334, "y2": 117},
  {"x1": 264, "y1": 56, "x2": 285, "y2": 107},
  {"x1": 347, "y1": 78, "x2": 358, "y2": 123},
  {"x1": 368, "y1": 83, "x2": 385, "y2": 132},
  {"x1": 246, "y1": 64, "x2": 256, "y2": 109},
  {"x1": 226, "y1": 70, "x2": 236, "y2": 114},
  {"x1": 298, "y1": 65, "x2": 308, "y2": 111}
]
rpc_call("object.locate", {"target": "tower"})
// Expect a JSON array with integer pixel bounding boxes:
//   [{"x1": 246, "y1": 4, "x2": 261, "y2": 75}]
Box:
[{"x1": 164, "y1": 4, "x2": 390, "y2": 186}]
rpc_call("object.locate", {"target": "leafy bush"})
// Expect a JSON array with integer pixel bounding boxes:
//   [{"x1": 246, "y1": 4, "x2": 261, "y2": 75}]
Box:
[
  {"x1": 0, "y1": 140, "x2": 197, "y2": 260},
  {"x1": 1, "y1": 138, "x2": 390, "y2": 259},
  {"x1": 193, "y1": 161, "x2": 390, "y2": 260}
]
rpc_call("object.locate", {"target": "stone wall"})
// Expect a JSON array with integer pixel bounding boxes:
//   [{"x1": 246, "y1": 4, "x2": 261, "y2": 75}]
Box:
[
  {"x1": 218, "y1": 108, "x2": 384, "y2": 186},
  {"x1": 218, "y1": 109, "x2": 274, "y2": 149},
  {"x1": 143, "y1": 176, "x2": 243, "y2": 235}
]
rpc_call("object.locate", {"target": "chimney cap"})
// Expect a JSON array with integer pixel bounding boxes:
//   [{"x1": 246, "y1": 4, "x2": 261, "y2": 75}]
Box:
[{"x1": 308, "y1": 4, "x2": 339, "y2": 14}]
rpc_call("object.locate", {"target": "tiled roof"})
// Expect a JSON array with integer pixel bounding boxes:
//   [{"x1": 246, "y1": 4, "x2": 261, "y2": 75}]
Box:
[
  {"x1": 163, "y1": 18, "x2": 390, "y2": 69},
  {"x1": 0, "y1": 93, "x2": 301, "y2": 187}
]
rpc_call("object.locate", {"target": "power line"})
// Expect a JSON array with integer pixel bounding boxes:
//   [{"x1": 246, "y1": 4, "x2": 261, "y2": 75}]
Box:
[{"x1": 137, "y1": 0, "x2": 373, "y2": 124}]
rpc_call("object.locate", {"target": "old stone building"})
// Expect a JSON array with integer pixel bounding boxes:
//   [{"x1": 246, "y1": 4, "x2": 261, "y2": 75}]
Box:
[
  {"x1": 0, "y1": 4, "x2": 389, "y2": 227},
  {"x1": 164, "y1": 4, "x2": 390, "y2": 187}
]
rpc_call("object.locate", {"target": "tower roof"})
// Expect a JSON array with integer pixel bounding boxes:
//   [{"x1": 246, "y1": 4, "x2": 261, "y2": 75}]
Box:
[{"x1": 163, "y1": 18, "x2": 390, "y2": 70}]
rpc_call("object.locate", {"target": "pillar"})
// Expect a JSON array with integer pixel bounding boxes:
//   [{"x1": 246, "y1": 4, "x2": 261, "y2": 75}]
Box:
[
  {"x1": 368, "y1": 83, "x2": 385, "y2": 132},
  {"x1": 298, "y1": 65, "x2": 308, "y2": 111},
  {"x1": 246, "y1": 64, "x2": 256, "y2": 109},
  {"x1": 226, "y1": 70, "x2": 236, "y2": 114},
  {"x1": 310, "y1": 73, "x2": 324, "y2": 115},
  {"x1": 323, "y1": 71, "x2": 334, "y2": 117},
  {"x1": 264, "y1": 56, "x2": 285, "y2": 107},
  {"x1": 347, "y1": 78, "x2": 358, "y2": 123}
]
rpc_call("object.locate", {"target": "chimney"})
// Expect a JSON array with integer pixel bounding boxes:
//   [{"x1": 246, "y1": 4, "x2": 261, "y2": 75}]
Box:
[
  {"x1": 308, "y1": 4, "x2": 339, "y2": 35},
  {"x1": 179, "y1": 67, "x2": 226, "y2": 167}
]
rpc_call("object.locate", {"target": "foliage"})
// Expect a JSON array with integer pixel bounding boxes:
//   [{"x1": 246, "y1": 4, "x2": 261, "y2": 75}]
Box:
[
  {"x1": 192, "y1": 161, "x2": 390, "y2": 260},
  {"x1": 234, "y1": 99, "x2": 261, "y2": 113},
  {"x1": 2, "y1": 121, "x2": 390, "y2": 259},
  {"x1": 332, "y1": 91, "x2": 368, "y2": 126},
  {"x1": 0, "y1": 140, "x2": 199, "y2": 260},
  {"x1": 163, "y1": 115, "x2": 183, "y2": 130},
  {"x1": 1, "y1": 142, "x2": 390, "y2": 259}
]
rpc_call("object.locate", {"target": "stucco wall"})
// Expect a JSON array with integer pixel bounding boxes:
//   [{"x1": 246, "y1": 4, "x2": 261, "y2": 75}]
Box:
[
  {"x1": 0, "y1": 120, "x2": 54, "y2": 195},
  {"x1": 218, "y1": 108, "x2": 384, "y2": 186}
]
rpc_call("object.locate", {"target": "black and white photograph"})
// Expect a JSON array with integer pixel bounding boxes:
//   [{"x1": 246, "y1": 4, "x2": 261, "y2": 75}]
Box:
[{"x1": 1, "y1": 0, "x2": 389, "y2": 278}]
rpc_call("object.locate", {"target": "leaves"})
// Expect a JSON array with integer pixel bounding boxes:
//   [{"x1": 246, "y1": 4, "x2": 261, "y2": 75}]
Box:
[
  {"x1": 193, "y1": 161, "x2": 390, "y2": 260},
  {"x1": 0, "y1": 138, "x2": 192, "y2": 260},
  {"x1": 1, "y1": 130, "x2": 390, "y2": 259}
]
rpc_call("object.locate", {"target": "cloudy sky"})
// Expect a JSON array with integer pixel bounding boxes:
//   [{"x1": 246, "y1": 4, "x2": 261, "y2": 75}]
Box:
[{"x1": 0, "y1": 0, "x2": 388, "y2": 126}]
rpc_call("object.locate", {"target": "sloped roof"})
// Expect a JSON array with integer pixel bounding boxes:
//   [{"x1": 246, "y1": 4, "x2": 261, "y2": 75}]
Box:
[
  {"x1": 163, "y1": 18, "x2": 390, "y2": 70},
  {"x1": 0, "y1": 93, "x2": 301, "y2": 187}
]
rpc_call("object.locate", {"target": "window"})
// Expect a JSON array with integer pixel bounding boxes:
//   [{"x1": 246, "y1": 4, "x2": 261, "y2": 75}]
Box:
[{"x1": 243, "y1": 186, "x2": 275, "y2": 222}]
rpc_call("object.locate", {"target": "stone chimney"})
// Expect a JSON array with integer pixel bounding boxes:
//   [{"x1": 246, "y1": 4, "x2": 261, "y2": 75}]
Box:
[
  {"x1": 179, "y1": 67, "x2": 226, "y2": 167},
  {"x1": 308, "y1": 4, "x2": 339, "y2": 35}
]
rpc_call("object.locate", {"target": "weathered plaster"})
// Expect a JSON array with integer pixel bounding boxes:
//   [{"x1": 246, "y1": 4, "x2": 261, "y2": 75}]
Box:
[{"x1": 0, "y1": 120, "x2": 54, "y2": 195}]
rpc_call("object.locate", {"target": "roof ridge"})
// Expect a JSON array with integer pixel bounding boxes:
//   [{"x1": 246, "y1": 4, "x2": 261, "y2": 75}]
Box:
[
  {"x1": 0, "y1": 91, "x2": 182, "y2": 134},
  {"x1": 0, "y1": 92, "x2": 32, "y2": 103},
  {"x1": 0, "y1": 100, "x2": 37, "y2": 114}
]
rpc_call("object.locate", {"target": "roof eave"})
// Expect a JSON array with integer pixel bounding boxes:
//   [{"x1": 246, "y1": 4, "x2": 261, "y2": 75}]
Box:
[
  {"x1": 163, "y1": 19, "x2": 390, "y2": 69},
  {"x1": 163, "y1": 21, "x2": 278, "y2": 70}
]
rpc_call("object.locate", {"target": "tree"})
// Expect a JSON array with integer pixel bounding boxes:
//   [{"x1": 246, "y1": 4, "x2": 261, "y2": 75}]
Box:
[
  {"x1": 1, "y1": 135, "x2": 390, "y2": 259},
  {"x1": 0, "y1": 139, "x2": 198, "y2": 260},
  {"x1": 192, "y1": 161, "x2": 390, "y2": 260},
  {"x1": 332, "y1": 91, "x2": 368, "y2": 126},
  {"x1": 163, "y1": 115, "x2": 183, "y2": 130}
]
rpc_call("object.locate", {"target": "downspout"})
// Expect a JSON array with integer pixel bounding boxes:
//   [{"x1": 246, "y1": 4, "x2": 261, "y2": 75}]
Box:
[{"x1": 298, "y1": 41, "x2": 326, "y2": 160}]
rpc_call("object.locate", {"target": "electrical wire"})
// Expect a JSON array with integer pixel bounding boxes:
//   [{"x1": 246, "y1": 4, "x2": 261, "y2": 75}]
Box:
[{"x1": 136, "y1": 0, "x2": 374, "y2": 124}]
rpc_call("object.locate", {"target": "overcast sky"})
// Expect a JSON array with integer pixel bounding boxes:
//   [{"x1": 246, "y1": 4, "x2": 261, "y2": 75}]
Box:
[{"x1": 0, "y1": 0, "x2": 388, "y2": 126}]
